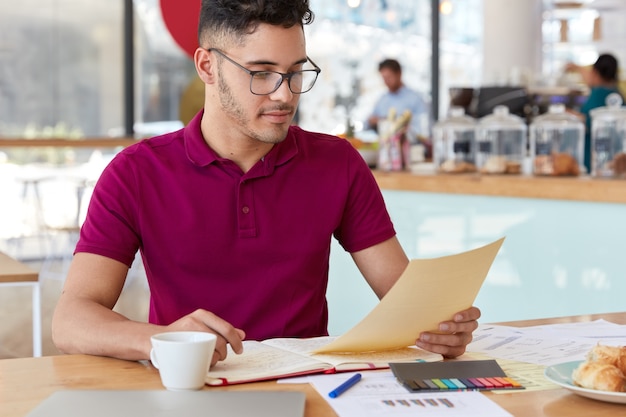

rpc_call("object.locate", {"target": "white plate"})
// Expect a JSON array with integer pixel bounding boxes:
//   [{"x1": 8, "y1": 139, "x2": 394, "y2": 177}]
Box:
[{"x1": 544, "y1": 360, "x2": 626, "y2": 404}]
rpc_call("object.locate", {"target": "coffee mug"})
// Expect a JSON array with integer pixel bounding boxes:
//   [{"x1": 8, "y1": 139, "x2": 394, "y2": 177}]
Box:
[{"x1": 150, "y1": 331, "x2": 217, "y2": 390}]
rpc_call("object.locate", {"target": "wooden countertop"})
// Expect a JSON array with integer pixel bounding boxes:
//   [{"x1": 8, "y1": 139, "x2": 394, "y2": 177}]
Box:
[
  {"x1": 3, "y1": 138, "x2": 625, "y2": 204},
  {"x1": 0, "y1": 137, "x2": 139, "y2": 148},
  {"x1": 372, "y1": 170, "x2": 626, "y2": 204}
]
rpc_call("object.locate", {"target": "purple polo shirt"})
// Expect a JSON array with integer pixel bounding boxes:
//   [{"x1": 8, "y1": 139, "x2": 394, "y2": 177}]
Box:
[{"x1": 76, "y1": 111, "x2": 396, "y2": 340}]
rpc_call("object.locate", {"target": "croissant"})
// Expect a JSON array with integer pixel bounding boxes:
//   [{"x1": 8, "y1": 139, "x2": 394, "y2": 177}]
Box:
[
  {"x1": 586, "y1": 344, "x2": 626, "y2": 375},
  {"x1": 572, "y1": 361, "x2": 626, "y2": 392}
]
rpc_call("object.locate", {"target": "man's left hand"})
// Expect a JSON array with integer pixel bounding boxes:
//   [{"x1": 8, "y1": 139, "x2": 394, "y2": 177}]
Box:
[{"x1": 415, "y1": 306, "x2": 481, "y2": 358}]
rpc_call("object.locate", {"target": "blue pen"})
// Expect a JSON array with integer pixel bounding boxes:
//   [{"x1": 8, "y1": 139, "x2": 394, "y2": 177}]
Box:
[{"x1": 328, "y1": 373, "x2": 362, "y2": 398}]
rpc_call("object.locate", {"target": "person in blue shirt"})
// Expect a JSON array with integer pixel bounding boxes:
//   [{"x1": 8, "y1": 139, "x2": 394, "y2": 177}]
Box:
[
  {"x1": 566, "y1": 53, "x2": 624, "y2": 172},
  {"x1": 367, "y1": 58, "x2": 429, "y2": 138}
]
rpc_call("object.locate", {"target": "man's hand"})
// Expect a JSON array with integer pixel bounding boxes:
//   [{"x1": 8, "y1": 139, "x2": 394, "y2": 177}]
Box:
[
  {"x1": 415, "y1": 306, "x2": 481, "y2": 358},
  {"x1": 367, "y1": 115, "x2": 380, "y2": 131},
  {"x1": 164, "y1": 309, "x2": 245, "y2": 366}
]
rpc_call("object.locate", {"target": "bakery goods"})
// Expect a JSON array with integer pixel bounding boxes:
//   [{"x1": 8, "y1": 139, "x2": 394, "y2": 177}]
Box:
[
  {"x1": 505, "y1": 160, "x2": 522, "y2": 174},
  {"x1": 480, "y1": 156, "x2": 522, "y2": 175},
  {"x1": 534, "y1": 154, "x2": 553, "y2": 175},
  {"x1": 440, "y1": 159, "x2": 477, "y2": 173},
  {"x1": 586, "y1": 344, "x2": 626, "y2": 375},
  {"x1": 552, "y1": 153, "x2": 579, "y2": 176},
  {"x1": 571, "y1": 344, "x2": 626, "y2": 392},
  {"x1": 609, "y1": 152, "x2": 626, "y2": 177},
  {"x1": 572, "y1": 361, "x2": 626, "y2": 392},
  {"x1": 533, "y1": 153, "x2": 579, "y2": 176},
  {"x1": 480, "y1": 156, "x2": 507, "y2": 174}
]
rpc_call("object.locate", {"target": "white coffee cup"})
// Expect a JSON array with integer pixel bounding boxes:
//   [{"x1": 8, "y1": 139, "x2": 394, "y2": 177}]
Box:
[{"x1": 150, "y1": 331, "x2": 217, "y2": 391}]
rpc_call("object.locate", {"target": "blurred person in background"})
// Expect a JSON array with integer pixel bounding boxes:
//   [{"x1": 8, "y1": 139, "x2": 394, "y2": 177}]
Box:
[
  {"x1": 566, "y1": 53, "x2": 624, "y2": 171},
  {"x1": 366, "y1": 58, "x2": 429, "y2": 138}
]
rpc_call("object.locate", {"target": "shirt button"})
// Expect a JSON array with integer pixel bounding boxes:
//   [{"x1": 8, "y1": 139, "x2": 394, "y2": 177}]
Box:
[{"x1": 242, "y1": 206, "x2": 250, "y2": 214}]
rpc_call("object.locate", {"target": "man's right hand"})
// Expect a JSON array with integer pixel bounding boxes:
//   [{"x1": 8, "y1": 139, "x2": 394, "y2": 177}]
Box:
[
  {"x1": 52, "y1": 253, "x2": 245, "y2": 366},
  {"x1": 164, "y1": 309, "x2": 245, "y2": 366}
]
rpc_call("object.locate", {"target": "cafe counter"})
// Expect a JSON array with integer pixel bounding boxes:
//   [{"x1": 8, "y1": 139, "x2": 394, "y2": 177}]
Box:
[
  {"x1": 372, "y1": 170, "x2": 626, "y2": 205},
  {"x1": 321, "y1": 169, "x2": 626, "y2": 333}
]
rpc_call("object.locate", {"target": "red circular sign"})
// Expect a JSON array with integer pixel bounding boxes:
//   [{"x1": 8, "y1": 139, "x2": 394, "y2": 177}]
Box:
[{"x1": 159, "y1": 0, "x2": 202, "y2": 58}]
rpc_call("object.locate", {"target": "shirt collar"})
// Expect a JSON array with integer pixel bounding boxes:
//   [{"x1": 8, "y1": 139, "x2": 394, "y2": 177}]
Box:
[{"x1": 184, "y1": 110, "x2": 299, "y2": 173}]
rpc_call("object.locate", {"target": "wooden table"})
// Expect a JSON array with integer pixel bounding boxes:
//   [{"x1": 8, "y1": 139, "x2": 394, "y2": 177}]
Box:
[
  {"x1": 1, "y1": 312, "x2": 625, "y2": 417},
  {"x1": 0, "y1": 252, "x2": 41, "y2": 357}
]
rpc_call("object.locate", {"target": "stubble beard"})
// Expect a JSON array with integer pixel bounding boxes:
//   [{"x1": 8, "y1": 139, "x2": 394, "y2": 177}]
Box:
[{"x1": 218, "y1": 76, "x2": 291, "y2": 145}]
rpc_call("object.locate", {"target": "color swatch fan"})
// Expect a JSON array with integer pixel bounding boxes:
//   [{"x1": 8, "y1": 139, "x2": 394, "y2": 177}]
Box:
[{"x1": 390, "y1": 360, "x2": 524, "y2": 392}]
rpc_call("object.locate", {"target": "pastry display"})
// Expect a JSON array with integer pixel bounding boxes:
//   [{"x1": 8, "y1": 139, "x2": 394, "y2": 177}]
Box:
[
  {"x1": 476, "y1": 106, "x2": 527, "y2": 175},
  {"x1": 533, "y1": 154, "x2": 552, "y2": 175},
  {"x1": 505, "y1": 160, "x2": 522, "y2": 174},
  {"x1": 480, "y1": 155, "x2": 507, "y2": 174},
  {"x1": 530, "y1": 103, "x2": 585, "y2": 176},
  {"x1": 572, "y1": 344, "x2": 626, "y2": 392},
  {"x1": 534, "y1": 152, "x2": 580, "y2": 176},
  {"x1": 432, "y1": 106, "x2": 477, "y2": 175},
  {"x1": 589, "y1": 93, "x2": 626, "y2": 178},
  {"x1": 552, "y1": 152, "x2": 580, "y2": 176},
  {"x1": 480, "y1": 156, "x2": 521, "y2": 174},
  {"x1": 608, "y1": 152, "x2": 626, "y2": 177},
  {"x1": 439, "y1": 159, "x2": 477, "y2": 174}
]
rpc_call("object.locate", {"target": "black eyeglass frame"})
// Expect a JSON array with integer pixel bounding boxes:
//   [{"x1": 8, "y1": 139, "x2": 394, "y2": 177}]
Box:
[{"x1": 208, "y1": 48, "x2": 321, "y2": 95}]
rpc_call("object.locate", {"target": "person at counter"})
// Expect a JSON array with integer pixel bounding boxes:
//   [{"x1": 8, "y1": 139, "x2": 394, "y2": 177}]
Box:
[
  {"x1": 51, "y1": 0, "x2": 480, "y2": 366},
  {"x1": 565, "y1": 53, "x2": 624, "y2": 171},
  {"x1": 366, "y1": 58, "x2": 429, "y2": 137}
]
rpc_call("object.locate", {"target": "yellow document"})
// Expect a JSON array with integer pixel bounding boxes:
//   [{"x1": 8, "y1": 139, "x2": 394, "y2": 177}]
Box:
[{"x1": 314, "y1": 237, "x2": 505, "y2": 353}]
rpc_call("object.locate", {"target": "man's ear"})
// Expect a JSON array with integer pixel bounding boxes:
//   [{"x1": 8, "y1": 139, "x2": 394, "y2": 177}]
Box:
[{"x1": 194, "y1": 48, "x2": 216, "y2": 84}]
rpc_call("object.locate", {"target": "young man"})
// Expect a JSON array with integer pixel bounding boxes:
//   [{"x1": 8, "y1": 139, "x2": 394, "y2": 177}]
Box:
[
  {"x1": 52, "y1": 0, "x2": 480, "y2": 366},
  {"x1": 367, "y1": 58, "x2": 429, "y2": 135}
]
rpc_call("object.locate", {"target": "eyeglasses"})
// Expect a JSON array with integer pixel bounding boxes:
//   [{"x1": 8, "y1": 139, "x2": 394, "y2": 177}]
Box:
[{"x1": 208, "y1": 48, "x2": 321, "y2": 95}]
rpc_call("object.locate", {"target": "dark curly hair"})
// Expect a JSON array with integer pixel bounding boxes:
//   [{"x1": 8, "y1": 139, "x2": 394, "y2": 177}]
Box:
[{"x1": 198, "y1": 0, "x2": 314, "y2": 48}]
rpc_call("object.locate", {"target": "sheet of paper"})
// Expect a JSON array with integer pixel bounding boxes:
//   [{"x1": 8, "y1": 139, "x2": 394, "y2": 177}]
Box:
[
  {"x1": 263, "y1": 337, "x2": 441, "y2": 368},
  {"x1": 306, "y1": 371, "x2": 513, "y2": 417},
  {"x1": 459, "y1": 320, "x2": 626, "y2": 392},
  {"x1": 510, "y1": 319, "x2": 626, "y2": 340},
  {"x1": 314, "y1": 238, "x2": 505, "y2": 353},
  {"x1": 467, "y1": 321, "x2": 626, "y2": 366}
]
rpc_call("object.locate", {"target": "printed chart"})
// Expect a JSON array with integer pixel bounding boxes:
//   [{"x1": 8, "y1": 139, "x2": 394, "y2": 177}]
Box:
[{"x1": 306, "y1": 371, "x2": 512, "y2": 417}]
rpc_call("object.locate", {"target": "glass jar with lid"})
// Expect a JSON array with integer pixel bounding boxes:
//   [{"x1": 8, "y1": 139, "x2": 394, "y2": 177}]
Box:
[
  {"x1": 529, "y1": 103, "x2": 584, "y2": 176},
  {"x1": 432, "y1": 106, "x2": 477, "y2": 173},
  {"x1": 475, "y1": 105, "x2": 527, "y2": 174},
  {"x1": 590, "y1": 93, "x2": 626, "y2": 178}
]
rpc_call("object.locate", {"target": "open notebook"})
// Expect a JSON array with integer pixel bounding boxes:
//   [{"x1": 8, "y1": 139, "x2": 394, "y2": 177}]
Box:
[
  {"x1": 205, "y1": 238, "x2": 505, "y2": 386},
  {"x1": 206, "y1": 336, "x2": 441, "y2": 385}
]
